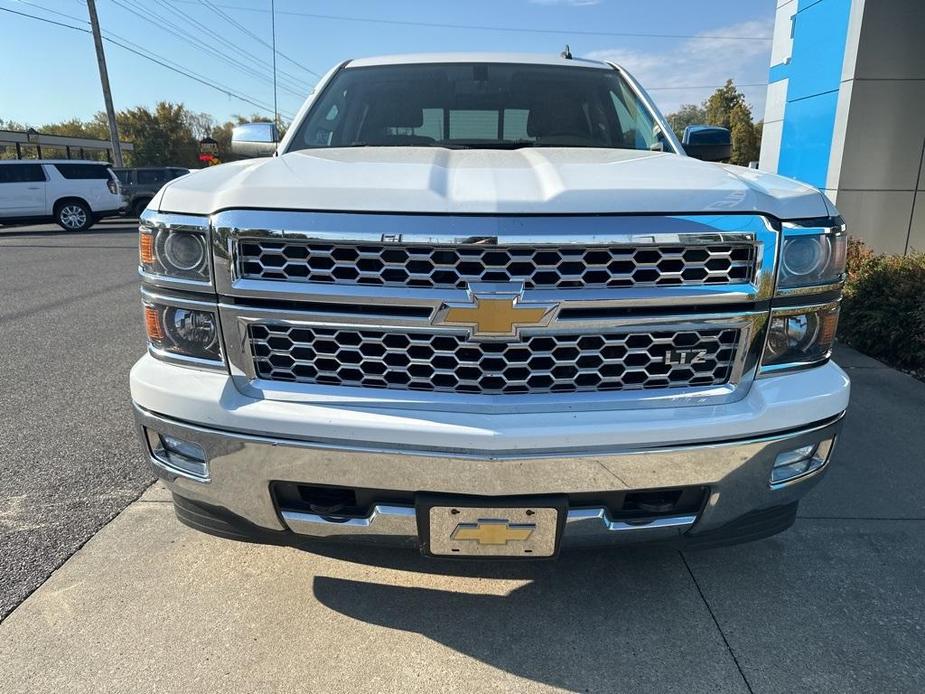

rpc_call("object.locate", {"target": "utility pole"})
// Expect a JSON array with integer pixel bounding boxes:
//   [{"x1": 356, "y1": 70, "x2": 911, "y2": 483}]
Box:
[
  {"x1": 86, "y1": 0, "x2": 123, "y2": 166},
  {"x1": 270, "y1": 0, "x2": 279, "y2": 132}
]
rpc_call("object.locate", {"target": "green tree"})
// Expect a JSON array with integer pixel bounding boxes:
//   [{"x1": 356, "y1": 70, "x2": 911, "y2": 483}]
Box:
[
  {"x1": 704, "y1": 80, "x2": 760, "y2": 165},
  {"x1": 116, "y1": 102, "x2": 200, "y2": 167},
  {"x1": 666, "y1": 80, "x2": 762, "y2": 166},
  {"x1": 667, "y1": 103, "x2": 708, "y2": 141},
  {"x1": 4, "y1": 105, "x2": 288, "y2": 166}
]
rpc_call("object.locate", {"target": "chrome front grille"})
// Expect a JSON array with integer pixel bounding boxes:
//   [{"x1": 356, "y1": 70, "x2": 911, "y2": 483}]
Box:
[
  {"x1": 237, "y1": 240, "x2": 756, "y2": 290},
  {"x1": 210, "y1": 210, "x2": 776, "y2": 406},
  {"x1": 248, "y1": 324, "x2": 740, "y2": 395}
]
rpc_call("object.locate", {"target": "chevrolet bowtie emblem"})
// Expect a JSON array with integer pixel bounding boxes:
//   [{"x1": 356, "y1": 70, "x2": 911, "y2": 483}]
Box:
[
  {"x1": 451, "y1": 519, "x2": 536, "y2": 545},
  {"x1": 433, "y1": 283, "x2": 557, "y2": 340}
]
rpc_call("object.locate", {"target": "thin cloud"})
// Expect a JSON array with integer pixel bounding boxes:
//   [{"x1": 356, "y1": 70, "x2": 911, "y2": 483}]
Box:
[{"x1": 585, "y1": 19, "x2": 773, "y2": 117}]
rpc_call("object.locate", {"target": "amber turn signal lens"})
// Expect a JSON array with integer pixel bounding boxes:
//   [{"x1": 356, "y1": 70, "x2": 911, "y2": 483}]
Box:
[
  {"x1": 139, "y1": 232, "x2": 155, "y2": 265},
  {"x1": 144, "y1": 305, "x2": 164, "y2": 341},
  {"x1": 818, "y1": 308, "x2": 839, "y2": 346}
]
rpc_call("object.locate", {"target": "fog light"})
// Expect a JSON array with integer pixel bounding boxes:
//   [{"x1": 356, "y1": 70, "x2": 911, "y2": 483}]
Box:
[
  {"x1": 770, "y1": 438, "x2": 835, "y2": 486},
  {"x1": 147, "y1": 430, "x2": 209, "y2": 480}
]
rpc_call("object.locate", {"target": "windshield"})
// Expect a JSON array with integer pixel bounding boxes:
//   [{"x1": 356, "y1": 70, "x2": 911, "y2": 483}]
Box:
[{"x1": 288, "y1": 62, "x2": 669, "y2": 152}]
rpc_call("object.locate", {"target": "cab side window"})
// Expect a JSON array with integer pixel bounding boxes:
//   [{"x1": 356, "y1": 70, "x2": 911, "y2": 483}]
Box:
[{"x1": 0, "y1": 164, "x2": 46, "y2": 183}]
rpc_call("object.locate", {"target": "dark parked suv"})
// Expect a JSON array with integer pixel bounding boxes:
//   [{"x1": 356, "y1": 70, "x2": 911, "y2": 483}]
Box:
[{"x1": 114, "y1": 167, "x2": 189, "y2": 218}]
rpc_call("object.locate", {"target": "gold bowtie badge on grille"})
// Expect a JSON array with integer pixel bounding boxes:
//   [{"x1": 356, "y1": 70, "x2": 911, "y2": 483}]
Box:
[{"x1": 433, "y1": 283, "x2": 557, "y2": 340}]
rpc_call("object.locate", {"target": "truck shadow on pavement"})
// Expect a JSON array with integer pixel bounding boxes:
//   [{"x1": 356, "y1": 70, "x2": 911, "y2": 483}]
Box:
[{"x1": 311, "y1": 545, "x2": 737, "y2": 692}]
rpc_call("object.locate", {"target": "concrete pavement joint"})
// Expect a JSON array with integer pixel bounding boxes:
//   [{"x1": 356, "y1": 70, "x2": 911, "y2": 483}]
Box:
[
  {"x1": 0, "y1": 485, "x2": 148, "y2": 626},
  {"x1": 679, "y1": 550, "x2": 754, "y2": 694}
]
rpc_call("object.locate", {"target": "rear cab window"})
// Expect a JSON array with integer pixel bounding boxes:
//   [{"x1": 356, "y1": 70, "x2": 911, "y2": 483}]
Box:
[{"x1": 137, "y1": 169, "x2": 171, "y2": 185}]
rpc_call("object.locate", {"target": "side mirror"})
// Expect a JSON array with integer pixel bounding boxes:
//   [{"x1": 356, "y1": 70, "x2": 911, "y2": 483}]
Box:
[
  {"x1": 232, "y1": 122, "x2": 279, "y2": 158},
  {"x1": 682, "y1": 125, "x2": 732, "y2": 162}
]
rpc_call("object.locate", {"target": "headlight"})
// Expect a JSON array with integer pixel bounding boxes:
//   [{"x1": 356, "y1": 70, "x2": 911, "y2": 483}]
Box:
[
  {"x1": 140, "y1": 227, "x2": 210, "y2": 282},
  {"x1": 777, "y1": 219, "x2": 847, "y2": 292},
  {"x1": 144, "y1": 301, "x2": 223, "y2": 365},
  {"x1": 761, "y1": 302, "x2": 840, "y2": 372}
]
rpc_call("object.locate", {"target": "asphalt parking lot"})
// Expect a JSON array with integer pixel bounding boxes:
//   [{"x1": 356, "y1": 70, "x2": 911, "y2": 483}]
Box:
[
  {"x1": 0, "y1": 220, "x2": 151, "y2": 622},
  {"x1": 1, "y1": 221, "x2": 924, "y2": 692}
]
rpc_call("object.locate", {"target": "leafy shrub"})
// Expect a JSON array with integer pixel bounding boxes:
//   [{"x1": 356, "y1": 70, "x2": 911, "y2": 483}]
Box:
[{"x1": 839, "y1": 239, "x2": 925, "y2": 374}]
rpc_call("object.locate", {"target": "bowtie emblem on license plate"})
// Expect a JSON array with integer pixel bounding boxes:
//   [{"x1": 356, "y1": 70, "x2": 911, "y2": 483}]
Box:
[
  {"x1": 428, "y1": 506, "x2": 559, "y2": 557},
  {"x1": 451, "y1": 519, "x2": 535, "y2": 545}
]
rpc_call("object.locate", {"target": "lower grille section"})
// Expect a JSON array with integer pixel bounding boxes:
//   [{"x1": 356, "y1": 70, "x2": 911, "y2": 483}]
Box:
[{"x1": 249, "y1": 324, "x2": 740, "y2": 395}]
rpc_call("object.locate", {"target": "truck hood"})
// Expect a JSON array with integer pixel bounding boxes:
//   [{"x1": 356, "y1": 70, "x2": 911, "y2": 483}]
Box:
[{"x1": 155, "y1": 148, "x2": 830, "y2": 219}]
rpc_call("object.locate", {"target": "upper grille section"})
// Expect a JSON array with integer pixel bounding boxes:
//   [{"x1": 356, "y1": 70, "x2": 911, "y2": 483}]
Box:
[
  {"x1": 237, "y1": 240, "x2": 756, "y2": 290},
  {"x1": 249, "y1": 324, "x2": 740, "y2": 396}
]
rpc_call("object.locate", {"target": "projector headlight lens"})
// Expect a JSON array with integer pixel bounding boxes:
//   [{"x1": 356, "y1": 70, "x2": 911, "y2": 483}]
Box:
[
  {"x1": 140, "y1": 228, "x2": 210, "y2": 282},
  {"x1": 162, "y1": 232, "x2": 206, "y2": 272},
  {"x1": 782, "y1": 236, "x2": 827, "y2": 277},
  {"x1": 777, "y1": 223, "x2": 847, "y2": 291}
]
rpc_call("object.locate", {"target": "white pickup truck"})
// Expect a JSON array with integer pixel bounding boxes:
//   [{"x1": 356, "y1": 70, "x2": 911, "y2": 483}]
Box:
[{"x1": 131, "y1": 53, "x2": 849, "y2": 558}]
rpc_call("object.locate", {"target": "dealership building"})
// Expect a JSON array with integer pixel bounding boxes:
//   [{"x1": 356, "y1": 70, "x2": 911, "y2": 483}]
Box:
[{"x1": 759, "y1": 0, "x2": 925, "y2": 254}]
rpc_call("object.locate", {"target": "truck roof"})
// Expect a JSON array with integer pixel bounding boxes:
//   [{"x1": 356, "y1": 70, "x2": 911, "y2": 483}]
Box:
[{"x1": 345, "y1": 52, "x2": 614, "y2": 70}]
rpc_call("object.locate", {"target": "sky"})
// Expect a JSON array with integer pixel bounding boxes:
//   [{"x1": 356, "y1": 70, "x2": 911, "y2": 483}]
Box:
[{"x1": 1, "y1": 0, "x2": 776, "y2": 128}]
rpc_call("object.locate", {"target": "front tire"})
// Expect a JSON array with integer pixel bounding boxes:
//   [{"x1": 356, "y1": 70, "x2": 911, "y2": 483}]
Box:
[
  {"x1": 55, "y1": 201, "x2": 92, "y2": 232},
  {"x1": 131, "y1": 198, "x2": 151, "y2": 219}
]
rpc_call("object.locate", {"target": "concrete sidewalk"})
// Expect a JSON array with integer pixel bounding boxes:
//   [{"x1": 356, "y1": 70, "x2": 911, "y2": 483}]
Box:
[{"x1": 1, "y1": 347, "x2": 923, "y2": 693}]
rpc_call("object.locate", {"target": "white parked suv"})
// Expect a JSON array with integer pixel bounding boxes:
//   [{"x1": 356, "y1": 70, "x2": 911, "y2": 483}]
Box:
[
  {"x1": 0, "y1": 160, "x2": 124, "y2": 231},
  {"x1": 131, "y1": 53, "x2": 850, "y2": 558}
]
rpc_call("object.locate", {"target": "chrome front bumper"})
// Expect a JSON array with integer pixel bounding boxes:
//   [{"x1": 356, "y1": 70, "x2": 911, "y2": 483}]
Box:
[{"x1": 133, "y1": 405, "x2": 843, "y2": 549}]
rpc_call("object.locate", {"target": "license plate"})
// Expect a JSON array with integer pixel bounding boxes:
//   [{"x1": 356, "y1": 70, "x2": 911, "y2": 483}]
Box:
[{"x1": 427, "y1": 505, "x2": 559, "y2": 557}]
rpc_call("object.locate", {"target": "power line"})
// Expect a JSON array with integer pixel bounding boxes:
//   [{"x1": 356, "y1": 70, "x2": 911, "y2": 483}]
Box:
[
  {"x1": 4, "y1": 3, "x2": 767, "y2": 115},
  {"x1": 110, "y1": 0, "x2": 307, "y2": 98},
  {"x1": 148, "y1": 0, "x2": 313, "y2": 90},
  {"x1": 0, "y1": 5, "x2": 292, "y2": 119},
  {"x1": 167, "y1": 1, "x2": 773, "y2": 42},
  {"x1": 16, "y1": 0, "x2": 290, "y2": 116},
  {"x1": 198, "y1": 0, "x2": 321, "y2": 78},
  {"x1": 16, "y1": 0, "x2": 289, "y2": 114},
  {"x1": 105, "y1": 33, "x2": 292, "y2": 119}
]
